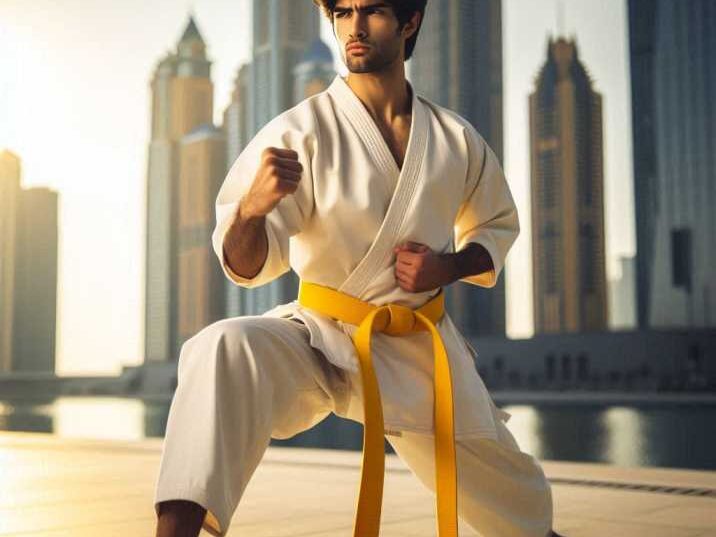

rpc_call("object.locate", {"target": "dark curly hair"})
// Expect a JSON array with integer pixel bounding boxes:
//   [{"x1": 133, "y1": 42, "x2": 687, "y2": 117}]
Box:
[{"x1": 312, "y1": 0, "x2": 427, "y2": 61}]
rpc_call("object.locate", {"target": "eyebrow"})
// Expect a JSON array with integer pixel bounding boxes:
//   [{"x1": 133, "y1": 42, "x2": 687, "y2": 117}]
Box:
[{"x1": 334, "y1": 2, "x2": 391, "y2": 14}]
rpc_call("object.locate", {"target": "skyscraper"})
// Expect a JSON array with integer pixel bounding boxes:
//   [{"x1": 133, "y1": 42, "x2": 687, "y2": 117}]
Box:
[
  {"x1": 222, "y1": 64, "x2": 253, "y2": 319},
  {"x1": 529, "y1": 37, "x2": 608, "y2": 334},
  {"x1": 628, "y1": 0, "x2": 658, "y2": 330},
  {"x1": 409, "y1": 0, "x2": 506, "y2": 336},
  {"x1": 252, "y1": 0, "x2": 322, "y2": 133},
  {"x1": 145, "y1": 16, "x2": 216, "y2": 362},
  {"x1": 237, "y1": 0, "x2": 322, "y2": 315},
  {"x1": 13, "y1": 187, "x2": 59, "y2": 372},
  {"x1": 177, "y1": 125, "x2": 227, "y2": 344},
  {"x1": 0, "y1": 150, "x2": 21, "y2": 373},
  {"x1": 293, "y1": 38, "x2": 336, "y2": 102},
  {"x1": 0, "y1": 151, "x2": 59, "y2": 373},
  {"x1": 628, "y1": 0, "x2": 716, "y2": 328}
]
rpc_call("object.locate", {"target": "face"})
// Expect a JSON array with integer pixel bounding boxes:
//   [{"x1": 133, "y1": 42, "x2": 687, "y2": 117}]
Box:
[{"x1": 332, "y1": 1, "x2": 417, "y2": 74}]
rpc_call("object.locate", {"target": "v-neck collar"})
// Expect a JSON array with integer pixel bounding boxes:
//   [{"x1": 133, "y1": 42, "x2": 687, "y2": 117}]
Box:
[
  {"x1": 326, "y1": 74, "x2": 428, "y2": 298},
  {"x1": 328, "y1": 74, "x2": 419, "y2": 180}
]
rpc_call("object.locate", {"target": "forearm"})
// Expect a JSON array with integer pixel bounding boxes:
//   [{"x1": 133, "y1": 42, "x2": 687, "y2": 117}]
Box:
[
  {"x1": 222, "y1": 197, "x2": 268, "y2": 279},
  {"x1": 441, "y1": 242, "x2": 494, "y2": 284}
]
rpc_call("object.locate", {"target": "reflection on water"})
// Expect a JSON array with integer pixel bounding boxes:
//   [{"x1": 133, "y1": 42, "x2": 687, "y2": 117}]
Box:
[
  {"x1": 0, "y1": 396, "x2": 714, "y2": 471},
  {"x1": 0, "y1": 397, "x2": 171, "y2": 441},
  {"x1": 603, "y1": 407, "x2": 646, "y2": 467}
]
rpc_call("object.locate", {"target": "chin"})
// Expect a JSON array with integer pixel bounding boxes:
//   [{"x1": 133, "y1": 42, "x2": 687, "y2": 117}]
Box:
[{"x1": 346, "y1": 59, "x2": 382, "y2": 74}]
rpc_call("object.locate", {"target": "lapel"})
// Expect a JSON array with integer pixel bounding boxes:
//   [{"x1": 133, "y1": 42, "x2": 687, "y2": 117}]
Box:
[{"x1": 326, "y1": 75, "x2": 428, "y2": 299}]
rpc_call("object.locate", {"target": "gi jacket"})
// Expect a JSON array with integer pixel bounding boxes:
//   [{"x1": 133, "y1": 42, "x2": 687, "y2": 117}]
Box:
[{"x1": 211, "y1": 75, "x2": 519, "y2": 441}]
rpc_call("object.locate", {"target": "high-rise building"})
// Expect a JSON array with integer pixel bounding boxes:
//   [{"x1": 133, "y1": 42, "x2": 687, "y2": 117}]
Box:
[
  {"x1": 235, "y1": 0, "x2": 322, "y2": 315},
  {"x1": 13, "y1": 187, "x2": 59, "y2": 372},
  {"x1": 628, "y1": 0, "x2": 658, "y2": 331},
  {"x1": 222, "y1": 64, "x2": 253, "y2": 318},
  {"x1": 0, "y1": 152, "x2": 58, "y2": 374},
  {"x1": 145, "y1": 16, "x2": 216, "y2": 362},
  {"x1": 628, "y1": 0, "x2": 716, "y2": 328},
  {"x1": 293, "y1": 38, "x2": 336, "y2": 102},
  {"x1": 529, "y1": 37, "x2": 608, "y2": 334},
  {"x1": 252, "y1": 0, "x2": 321, "y2": 133},
  {"x1": 177, "y1": 125, "x2": 227, "y2": 344},
  {"x1": 0, "y1": 150, "x2": 21, "y2": 373},
  {"x1": 220, "y1": 34, "x2": 334, "y2": 319},
  {"x1": 408, "y1": 0, "x2": 506, "y2": 337}
]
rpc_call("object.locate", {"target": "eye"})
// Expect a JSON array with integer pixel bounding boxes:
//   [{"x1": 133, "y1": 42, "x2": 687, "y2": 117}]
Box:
[{"x1": 335, "y1": 8, "x2": 381, "y2": 18}]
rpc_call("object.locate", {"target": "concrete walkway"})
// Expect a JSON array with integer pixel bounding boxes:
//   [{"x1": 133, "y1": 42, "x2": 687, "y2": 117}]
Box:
[{"x1": 0, "y1": 431, "x2": 714, "y2": 536}]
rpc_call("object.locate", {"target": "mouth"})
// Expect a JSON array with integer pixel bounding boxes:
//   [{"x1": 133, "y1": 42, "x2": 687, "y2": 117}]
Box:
[{"x1": 347, "y1": 44, "x2": 370, "y2": 53}]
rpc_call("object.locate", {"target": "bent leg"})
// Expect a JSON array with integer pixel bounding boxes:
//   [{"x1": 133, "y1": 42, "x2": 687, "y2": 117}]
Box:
[
  {"x1": 153, "y1": 315, "x2": 349, "y2": 536},
  {"x1": 386, "y1": 416, "x2": 553, "y2": 537}
]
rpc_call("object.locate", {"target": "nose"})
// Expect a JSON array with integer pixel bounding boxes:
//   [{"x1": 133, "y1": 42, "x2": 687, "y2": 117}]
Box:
[{"x1": 349, "y1": 12, "x2": 368, "y2": 40}]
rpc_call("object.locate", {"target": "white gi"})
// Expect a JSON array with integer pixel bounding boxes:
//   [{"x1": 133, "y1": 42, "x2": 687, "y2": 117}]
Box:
[{"x1": 154, "y1": 74, "x2": 553, "y2": 536}]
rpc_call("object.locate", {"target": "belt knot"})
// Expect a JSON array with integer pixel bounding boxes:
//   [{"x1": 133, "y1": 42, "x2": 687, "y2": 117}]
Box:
[{"x1": 381, "y1": 303, "x2": 416, "y2": 335}]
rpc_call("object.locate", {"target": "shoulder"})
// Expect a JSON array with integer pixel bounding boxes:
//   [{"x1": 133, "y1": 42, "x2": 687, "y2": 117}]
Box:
[
  {"x1": 246, "y1": 93, "x2": 326, "y2": 158},
  {"x1": 415, "y1": 94, "x2": 489, "y2": 152},
  {"x1": 260, "y1": 92, "x2": 326, "y2": 135}
]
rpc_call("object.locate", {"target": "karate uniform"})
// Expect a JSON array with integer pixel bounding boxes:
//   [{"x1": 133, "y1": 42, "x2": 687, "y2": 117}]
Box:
[{"x1": 154, "y1": 74, "x2": 553, "y2": 536}]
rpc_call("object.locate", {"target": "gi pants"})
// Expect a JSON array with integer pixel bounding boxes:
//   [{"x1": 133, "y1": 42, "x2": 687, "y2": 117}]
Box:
[{"x1": 153, "y1": 315, "x2": 553, "y2": 537}]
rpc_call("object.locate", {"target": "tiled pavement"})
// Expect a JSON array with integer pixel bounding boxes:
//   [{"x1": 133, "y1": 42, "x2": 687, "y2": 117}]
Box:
[{"x1": 0, "y1": 431, "x2": 714, "y2": 536}]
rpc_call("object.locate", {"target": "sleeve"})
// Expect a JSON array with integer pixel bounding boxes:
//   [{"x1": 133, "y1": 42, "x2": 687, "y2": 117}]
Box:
[
  {"x1": 211, "y1": 109, "x2": 316, "y2": 289},
  {"x1": 453, "y1": 124, "x2": 520, "y2": 288}
]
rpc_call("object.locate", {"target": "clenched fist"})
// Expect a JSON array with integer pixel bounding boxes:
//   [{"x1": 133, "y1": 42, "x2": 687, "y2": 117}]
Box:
[
  {"x1": 240, "y1": 147, "x2": 303, "y2": 219},
  {"x1": 393, "y1": 241, "x2": 453, "y2": 292}
]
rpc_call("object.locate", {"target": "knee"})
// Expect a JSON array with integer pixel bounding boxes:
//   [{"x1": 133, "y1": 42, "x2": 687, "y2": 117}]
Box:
[{"x1": 178, "y1": 317, "x2": 265, "y2": 375}]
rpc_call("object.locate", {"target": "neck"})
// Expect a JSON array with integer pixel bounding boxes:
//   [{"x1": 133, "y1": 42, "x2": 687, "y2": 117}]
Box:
[{"x1": 345, "y1": 66, "x2": 412, "y2": 125}]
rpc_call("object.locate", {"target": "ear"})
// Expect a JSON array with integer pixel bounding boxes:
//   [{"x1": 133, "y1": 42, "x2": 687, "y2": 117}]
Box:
[{"x1": 402, "y1": 10, "x2": 421, "y2": 40}]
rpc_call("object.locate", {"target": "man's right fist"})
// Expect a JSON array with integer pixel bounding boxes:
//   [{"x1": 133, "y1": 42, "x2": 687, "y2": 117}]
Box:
[{"x1": 241, "y1": 147, "x2": 303, "y2": 219}]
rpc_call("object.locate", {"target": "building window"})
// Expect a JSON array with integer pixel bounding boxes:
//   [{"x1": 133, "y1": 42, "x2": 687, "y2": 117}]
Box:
[
  {"x1": 545, "y1": 353, "x2": 556, "y2": 382},
  {"x1": 671, "y1": 228, "x2": 692, "y2": 291},
  {"x1": 540, "y1": 149, "x2": 559, "y2": 209},
  {"x1": 577, "y1": 353, "x2": 589, "y2": 382},
  {"x1": 543, "y1": 222, "x2": 559, "y2": 293},
  {"x1": 580, "y1": 223, "x2": 596, "y2": 293}
]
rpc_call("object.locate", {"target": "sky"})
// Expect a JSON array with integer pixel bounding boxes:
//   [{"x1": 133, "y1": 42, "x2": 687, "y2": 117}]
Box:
[{"x1": 0, "y1": 0, "x2": 635, "y2": 376}]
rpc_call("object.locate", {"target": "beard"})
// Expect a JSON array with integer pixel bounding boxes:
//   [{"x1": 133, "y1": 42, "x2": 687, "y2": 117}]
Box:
[{"x1": 344, "y1": 36, "x2": 402, "y2": 74}]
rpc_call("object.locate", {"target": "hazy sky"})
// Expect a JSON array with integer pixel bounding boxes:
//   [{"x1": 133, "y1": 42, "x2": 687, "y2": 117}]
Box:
[{"x1": 0, "y1": 0, "x2": 634, "y2": 376}]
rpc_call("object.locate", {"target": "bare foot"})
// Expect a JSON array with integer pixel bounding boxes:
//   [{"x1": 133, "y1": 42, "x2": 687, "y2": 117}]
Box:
[{"x1": 155, "y1": 500, "x2": 207, "y2": 537}]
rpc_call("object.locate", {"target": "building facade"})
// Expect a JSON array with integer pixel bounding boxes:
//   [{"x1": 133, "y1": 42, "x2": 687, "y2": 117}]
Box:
[
  {"x1": 409, "y1": 0, "x2": 506, "y2": 337},
  {"x1": 221, "y1": 64, "x2": 252, "y2": 319},
  {"x1": 225, "y1": 0, "x2": 323, "y2": 316},
  {"x1": 0, "y1": 151, "x2": 22, "y2": 373},
  {"x1": 177, "y1": 125, "x2": 227, "y2": 343},
  {"x1": 293, "y1": 38, "x2": 336, "y2": 102},
  {"x1": 0, "y1": 151, "x2": 58, "y2": 374},
  {"x1": 145, "y1": 17, "x2": 218, "y2": 362},
  {"x1": 13, "y1": 187, "x2": 59, "y2": 372},
  {"x1": 628, "y1": 0, "x2": 716, "y2": 328},
  {"x1": 529, "y1": 37, "x2": 608, "y2": 334}
]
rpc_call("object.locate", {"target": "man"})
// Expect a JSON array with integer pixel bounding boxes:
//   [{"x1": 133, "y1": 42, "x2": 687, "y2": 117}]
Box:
[{"x1": 154, "y1": 1, "x2": 564, "y2": 536}]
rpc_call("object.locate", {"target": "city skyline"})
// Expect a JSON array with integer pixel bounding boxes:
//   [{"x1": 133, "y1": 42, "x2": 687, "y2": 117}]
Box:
[{"x1": 0, "y1": 0, "x2": 635, "y2": 375}]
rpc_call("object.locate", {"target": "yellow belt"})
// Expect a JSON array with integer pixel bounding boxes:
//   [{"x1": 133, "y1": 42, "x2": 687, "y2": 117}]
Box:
[{"x1": 297, "y1": 280, "x2": 458, "y2": 536}]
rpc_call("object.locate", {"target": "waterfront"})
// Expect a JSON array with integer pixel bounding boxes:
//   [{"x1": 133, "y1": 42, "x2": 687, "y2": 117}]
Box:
[{"x1": 0, "y1": 394, "x2": 713, "y2": 471}]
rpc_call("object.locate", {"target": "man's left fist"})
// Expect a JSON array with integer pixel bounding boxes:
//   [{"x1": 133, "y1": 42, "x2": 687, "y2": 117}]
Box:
[{"x1": 393, "y1": 241, "x2": 451, "y2": 293}]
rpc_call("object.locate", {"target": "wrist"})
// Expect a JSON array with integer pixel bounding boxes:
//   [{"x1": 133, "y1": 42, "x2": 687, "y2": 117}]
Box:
[
  {"x1": 439, "y1": 252, "x2": 461, "y2": 284},
  {"x1": 237, "y1": 195, "x2": 263, "y2": 224},
  {"x1": 444, "y1": 243, "x2": 490, "y2": 283}
]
